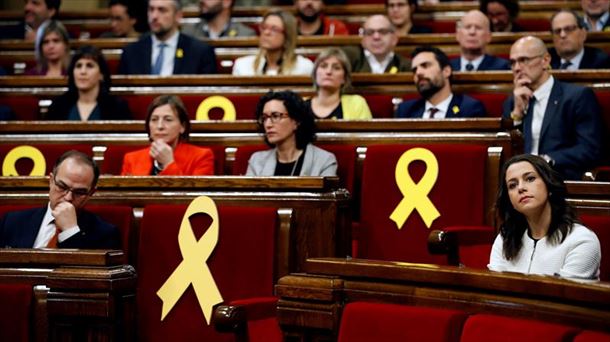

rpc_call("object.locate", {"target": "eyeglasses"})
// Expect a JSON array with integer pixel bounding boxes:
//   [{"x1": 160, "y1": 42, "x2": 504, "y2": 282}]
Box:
[
  {"x1": 53, "y1": 176, "x2": 91, "y2": 199},
  {"x1": 551, "y1": 24, "x2": 580, "y2": 36},
  {"x1": 259, "y1": 23, "x2": 284, "y2": 35},
  {"x1": 258, "y1": 111, "x2": 289, "y2": 125},
  {"x1": 360, "y1": 28, "x2": 395, "y2": 36},
  {"x1": 509, "y1": 54, "x2": 544, "y2": 68}
]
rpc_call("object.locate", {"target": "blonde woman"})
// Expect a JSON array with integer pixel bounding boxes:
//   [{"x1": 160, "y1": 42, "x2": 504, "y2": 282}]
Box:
[
  {"x1": 306, "y1": 48, "x2": 372, "y2": 120},
  {"x1": 26, "y1": 20, "x2": 70, "y2": 76},
  {"x1": 232, "y1": 10, "x2": 313, "y2": 76}
]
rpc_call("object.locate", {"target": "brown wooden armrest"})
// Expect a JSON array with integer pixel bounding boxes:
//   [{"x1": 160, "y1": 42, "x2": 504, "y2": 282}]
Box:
[{"x1": 214, "y1": 305, "x2": 247, "y2": 334}]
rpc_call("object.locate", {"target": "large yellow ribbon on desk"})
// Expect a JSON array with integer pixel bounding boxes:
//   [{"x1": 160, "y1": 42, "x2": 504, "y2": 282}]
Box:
[
  {"x1": 2, "y1": 145, "x2": 46, "y2": 176},
  {"x1": 389, "y1": 147, "x2": 440, "y2": 229},
  {"x1": 157, "y1": 196, "x2": 223, "y2": 323},
  {"x1": 196, "y1": 96, "x2": 236, "y2": 121}
]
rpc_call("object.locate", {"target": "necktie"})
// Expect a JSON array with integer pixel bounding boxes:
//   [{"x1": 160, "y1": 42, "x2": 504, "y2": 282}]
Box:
[
  {"x1": 152, "y1": 43, "x2": 167, "y2": 75},
  {"x1": 429, "y1": 107, "x2": 440, "y2": 118},
  {"x1": 465, "y1": 63, "x2": 474, "y2": 71},
  {"x1": 523, "y1": 96, "x2": 536, "y2": 153},
  {"x1": 46, "y1": 221, "x2": 60, "y2": 248},
  {"x1": 559, "y1": 61, "x2": 572, "y2": 70}
]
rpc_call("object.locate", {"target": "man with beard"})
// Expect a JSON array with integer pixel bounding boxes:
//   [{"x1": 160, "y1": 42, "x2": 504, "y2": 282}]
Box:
[
  {"x1": 581, "y1": 0, "x2": 610, "y2": 31},
  {"x1": 548, "y1": 10, "x2": 610, "y2": 70},
  {"x1": 119, "y1": 0, "x2": 216, "y2": 75},
  {"x1": 295, "y1": 0, "x2": 349, "y2": 36},
  {"x1": 395, "y1": 46, "x2": 486, "y2": 118},
  {"x1": 502, "y1": 36, "x2": 602, "y2": 180},
  {"x1": 343, "y1": 15, "x2": 410, "y2": 73},
  {"x1": 0, "y1": 0, "x2": 61, "y2": 41},
  {"x1": 479, "y1": 0, "x2": 523, "y2": 32},
  {"x1": 450, "y1": 10, "x2": 510, "y2": 71},
  {"x1": 182, "y1": 0, "x2": 256, "y2": 38}
]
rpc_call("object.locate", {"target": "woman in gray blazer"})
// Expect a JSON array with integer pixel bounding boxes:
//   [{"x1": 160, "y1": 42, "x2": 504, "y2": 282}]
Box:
[{"x1": 246, "y1": 90, "x2": 337, "y2": 176}]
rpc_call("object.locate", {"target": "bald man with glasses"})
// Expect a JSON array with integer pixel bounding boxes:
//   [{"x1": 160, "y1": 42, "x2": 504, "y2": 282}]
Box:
[
  {"x1": 503, "y1": 36, "x2": 603, "y2": 180},
  {"x1": 0, "y1": 150, "x2": 120, "y2": 249},
  {"x1": 548, "y1": 10, "x2": 610, "y2": 70}
]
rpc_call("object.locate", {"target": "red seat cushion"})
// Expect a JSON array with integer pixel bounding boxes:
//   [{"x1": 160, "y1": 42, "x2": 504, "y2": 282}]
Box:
[
  {"x1": 469, "y1": 92, "x2": 510, "y2": 117},
  {"x1": 461, "y1": 314, "x2": 579, "y2": 342},
  {"x1": 338, "y1": 302, "x2": 467, "y2": 342},
  {"x1": 358, "y1": 144, "x2": 488, "y2": 264},
  {"x1": 137, "y1": 204, "x2": 278, "y2": 341},
  {"x1": 0, "y1": 283, "x2": 32, "y2": 342},
  {"x1": 574, "y1": 330, "x2": 610, "y2": 342},
  {"x1": 0, "y1": 94, "x2": 42, "y2": 120}
]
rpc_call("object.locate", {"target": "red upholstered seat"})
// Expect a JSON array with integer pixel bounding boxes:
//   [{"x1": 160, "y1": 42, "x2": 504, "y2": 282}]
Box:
[
  {"x1": 102, "y1": 144, "x2": 225, "y2": 175},
  {"x1": 0, "y1": 283, "x2": 32, "y2": 342},
  {"x1": 233, "y1": 144, "x2": 357, "y2": 192},
  {"x1": 357, "y1": 144, "x2": 488, "y2": 264},
  {"x1": 0, "y1": 94, "x2": 43, "y2": 120},
  {"x1": 469, "y1": 92, "x2": 510, "y2": 117},
  {"x1": 580, "y1": 214, "x2": 610, "y2": 281},
  {"x1": 460, "y1": 314, "x2": 579, "y2": 342},
  {"x1": 84, "y1": 205, "x2": 133, "y2": 261},
  {"x1": 338, "y1": 302, "x2": 468, "y2": 342},
  {"x1": 137, "y1": 204, "x2": 280, "y2": 342},
  {"x1": 0, "y1": 144, "x2": 93, "y2": 176},
  {"x1": 574, "y1": 330, "x2": 610, "y2": 342}
]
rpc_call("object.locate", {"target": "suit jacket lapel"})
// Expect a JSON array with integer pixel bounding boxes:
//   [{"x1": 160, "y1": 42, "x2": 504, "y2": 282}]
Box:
[
  {"x1": 539, "y1": 81, "x2": 562, "y2": 146},
  {"x1": 579, "y1": 48, "x2": 591, "y2": 69},
  {"x1": 447, "y1": 94, "x2": 462, "y2": 117},
  {"x1": 21, "y1": 207, "x2": 46, "y2": 247},
  {"x1": 143, "y1": 36, "x2": 153, "y2": 74},
  {"x1": 479, "y1": 55, "x2": 490, "y2": 70},
  {"x1": 173, "y1": 34, "x2": 184, "y2": 74},
  {"x1": 414, "y1": 99, "x2": 426, "y2": 118}
]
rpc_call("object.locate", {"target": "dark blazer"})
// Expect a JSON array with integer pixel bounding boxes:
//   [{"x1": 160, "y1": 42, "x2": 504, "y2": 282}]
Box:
[
  {"x1": 395, "y1": 93, "x2": 487, "y2": 118},
  {"x1": 502, "y1": 79, "x2": 602, "y2": 180},
  {"x1": 45, "y1": 92, "x2": 132, "y2": 120},
  {"x1": 409, "y1": 25, "x2": 432, "y2": 34},
  {"x1": 450, "y1": 54, "x2": 511, "y2": 71},
  {"x1": 118, "y1": 33, "x2": 217, "y2": 75},
  {"x1": 549, "y1": 46, "x2": 610, "y2": 70},
  {"x1": 0, "y1": 207, "x2": 121, "y2": 249},
  {"x1": 0, "y1": 22, "x2": 25, "y2": 40},
  {"x1": 343, "y1": 46, "x2": 411, "y2": 73}
]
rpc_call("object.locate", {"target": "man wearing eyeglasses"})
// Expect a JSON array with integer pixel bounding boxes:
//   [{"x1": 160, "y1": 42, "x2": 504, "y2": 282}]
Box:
[
  {"x1": 548, "y1": 10, "x2": 610, "y2": 70},
  {"x1": 0, "y1": 150, "x2": 120, "y2": 249},
  {"x1": 503, "y1": 36, "x2": 602, "y2": 180},
  {"x1": 343, "y1": 15, "x2": 410, "y2": 74}
]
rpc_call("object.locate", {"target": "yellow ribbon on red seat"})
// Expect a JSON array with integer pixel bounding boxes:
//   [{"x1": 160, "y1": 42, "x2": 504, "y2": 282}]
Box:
[
  {"x1": 196, "y1": 95, "x2": 236, "y2": 121},
  {"x1": 389, "y1": 147, "x2": 440, "y2": 230},
  {"x1": 157, "y1": 196, "x2": 223, "y2": 323},
  {"x1": 2, "y1": 145, "x2": 46, "y2": 176}
]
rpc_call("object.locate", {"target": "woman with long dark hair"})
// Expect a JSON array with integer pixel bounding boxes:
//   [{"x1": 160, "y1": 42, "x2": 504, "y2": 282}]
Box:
[
  {"x1": 46, "y1": 45, "x2": 131, "y2": 120},
  {"x1": 488, "y1": 154, "x2": 601, "y2": 280}
]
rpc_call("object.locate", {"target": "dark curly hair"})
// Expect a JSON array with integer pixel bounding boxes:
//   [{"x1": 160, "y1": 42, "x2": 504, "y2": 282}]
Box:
[
  {"x1": 480, "y1": 0, "x2": 519, "y2": 20},
  {"x1": 67, "y1": 45, "x2": 112, "y2": 96},
  {"x1": 255, "y1": 90, "x2": 316, "y2": 150},
  {"x1": 495, "y1": 154, "x2": 579, "y2": 261}
]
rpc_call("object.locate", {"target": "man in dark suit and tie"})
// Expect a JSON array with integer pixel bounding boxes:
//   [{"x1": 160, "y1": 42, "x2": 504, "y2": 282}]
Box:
[
  {"x1": 548, "y1": 10, "x2": 610, "y2": 70},
  {"x1": 503, "y1": 36, "x2": 602, "y2": 180},
  {"x1": 0, "y1": 150, "x2": 120, "y2": 249},
  {"x1": 395, "y1": 46, "x2": 486, "y2": 119},
  {"x1": 118, "y1": 0, "x2": 217, "y2": 75},
  {"x1": 450, "y1": 10, "x2": 510, "y2": 71}
]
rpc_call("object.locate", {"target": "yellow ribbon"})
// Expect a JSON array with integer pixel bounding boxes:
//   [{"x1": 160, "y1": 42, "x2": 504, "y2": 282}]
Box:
[
  {"x1": 389, "y1": 147, "x2": 440, "y2": 229},
  {"x1": 157, "y1": 196, "x2": 223, "y2": 323},
  {"x1": 196, "y1": 96, "x2": 236, "y2": 121},
  {"x1": 2, "y1": 145, "x2": 46, "y2": 176}
]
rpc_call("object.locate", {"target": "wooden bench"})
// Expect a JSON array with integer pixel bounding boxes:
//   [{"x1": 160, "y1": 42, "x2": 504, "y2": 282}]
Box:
[{"x1": 273, "y1": 258, "x2": 610, "y2": 341}]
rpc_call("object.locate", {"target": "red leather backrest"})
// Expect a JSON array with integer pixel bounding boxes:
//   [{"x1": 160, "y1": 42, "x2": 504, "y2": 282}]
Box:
[
  {"x1": 0, "y1": 94, "x2": 42, "y2": 120},
  {"x1": 461, "y1": 314, "x2": 579, "y2": 342},
  {"x1": 84, "y1": 205, "x2": 133, "y2": 261},
  {"x1": 338, "y1": 302, "x2": 467, "y2": 342},
  {"x1": 137, "y1": 204, "x2": 278, "y2": 341},
  {"x1": 359, "y1": 144, "x2": 488, "y2": 264},
  {"x1": 574, "y1": 330, "x2": 610, "y2": 342}
]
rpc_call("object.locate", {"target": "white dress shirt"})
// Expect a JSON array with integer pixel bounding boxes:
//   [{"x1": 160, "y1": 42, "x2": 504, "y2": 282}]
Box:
[
  {"x1": 560, "y1": 48, "x2": 584, "y2": 71},
  {"x1": 460, "y1": 55, "x2": 484, "y2": 71},
  {"x1": 363, "y1": 49, "x2": 394, "y2": 74},
  {"x1": 423, "y1": 94, "x2": 453, "y2": 119},
  {"x1": 530, "y1": 76, "x2": 554, "y2": 154},
  {"x1": 151, "y1": 31, "x2": 180, "y2": 76}
]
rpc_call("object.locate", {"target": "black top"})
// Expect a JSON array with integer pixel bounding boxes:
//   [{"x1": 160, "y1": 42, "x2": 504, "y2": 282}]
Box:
[
  {"x1": 45, "y1": 92, "x2": 132, "y2": 120},
  {"x1": 274, "y1": 146, "x2": 307, "y2": 176},
  {"x1": 305, "y1": 99, "x2": 343, "y2": 119}
]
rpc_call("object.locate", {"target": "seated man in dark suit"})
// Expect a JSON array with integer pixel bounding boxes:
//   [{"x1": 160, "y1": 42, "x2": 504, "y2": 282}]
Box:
[
  {"x1": 0, "y1": 150, "x2": 120, "y2": 249},
  {"x1": 0, "y1": 0, "x2": 60, "y2": 41},
  {"x1": 395, "y1": 46, "x2": 486, "y2": 118},
  {"x1": 118, "y1": 0, "x2": 217, "y2": 75},
  {"x1": 548, "y1": 10, "x2": 610, "y2": 70},
  {"x1": 450, "y1": 10, "x2": 510, "y2": 71},
  {"x1": 343, "y1": 15, "x2": 410, "y2": 74},
  {"x1": 503, "y1": 36, "x2": 602, "y2": 180}
]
